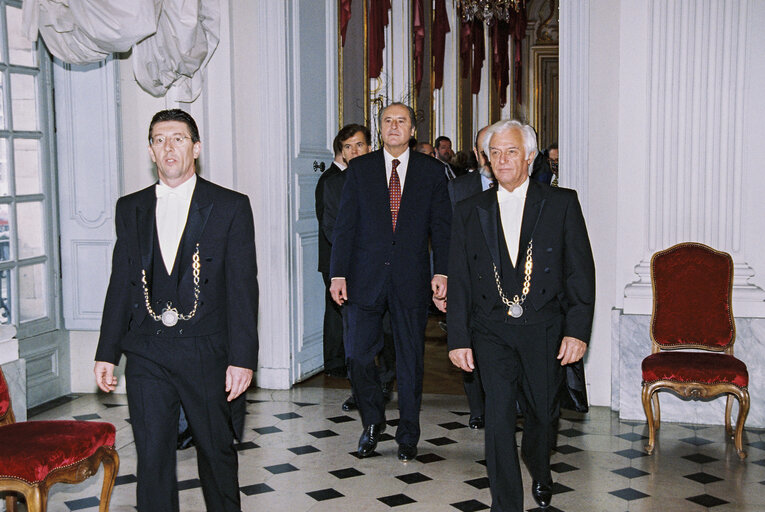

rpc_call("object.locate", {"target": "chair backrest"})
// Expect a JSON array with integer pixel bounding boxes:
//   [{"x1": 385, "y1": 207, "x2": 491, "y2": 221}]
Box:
[
  {"x1": 0, "y1": 365, "x2": 15, "y2": 425},
  {"x1": 650, "y1": 242, "x2": 735, "y2": 351}
]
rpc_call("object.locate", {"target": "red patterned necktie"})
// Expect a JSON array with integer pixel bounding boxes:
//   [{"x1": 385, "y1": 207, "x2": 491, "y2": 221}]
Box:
[{"x1": 389, "y1": 159, "x2": 401, "y2": 231}]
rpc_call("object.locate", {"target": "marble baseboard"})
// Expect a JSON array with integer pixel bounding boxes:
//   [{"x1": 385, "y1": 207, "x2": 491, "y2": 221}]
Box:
[
  {"x1": 612, "y1": 310, "x2": 764, "y2": 428},
  {"x1": 1, "y1": 358, "x2": 27, "y2": 422}
]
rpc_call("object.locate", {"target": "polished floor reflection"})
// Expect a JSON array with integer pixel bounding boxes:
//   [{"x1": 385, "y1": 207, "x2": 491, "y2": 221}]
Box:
[{"x1": 17, "y1": 385, "x2": 765, "y2": 512}]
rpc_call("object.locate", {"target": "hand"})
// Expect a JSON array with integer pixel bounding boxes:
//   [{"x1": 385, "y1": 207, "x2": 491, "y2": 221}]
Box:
[
  {"x1": 329, "y1": 277, "x2": 348, "y2": 306},
  {"x1": 431, "y1": 275, "x2": 448, "y2": 300},
  {"x1": 94, "y1": 361, "x2": 117, "y2": 393},
  {"x1": 448, "y1": 348, "x2": 475, "y2": 373},
  {"x1": 557, "y1": 336, "x2": 587, "y2": 366},
  {"x1": 433, "y1": 296, "x2": 447, "y2": 313},
  {"x1": 225, "y1": 365, "x2": 254, "y2": 402}
]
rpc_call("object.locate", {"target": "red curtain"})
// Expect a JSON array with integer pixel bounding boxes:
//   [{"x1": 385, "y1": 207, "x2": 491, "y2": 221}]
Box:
[
  {"x1": 432, "y1": 0, "x2": 450, "y2": 90},
  {"x1": 413, "y1": 0, "x2": 425, "y2": 94},
  {"x1": 459, "y1": 20, "x2": 472, "y2": 80},
  {"x1": 491, "y1": 20, "x2": 510, "y2": 107},
  {"x1": 368, "y1": 0, "x2": 391, "y2": 79},
  {"x1": 339, "y1": 0, "x2": 352, "y2": 47},
  {"x1": 471, "y1": 21, "x2": 484, "y2": 95},
  {"x1": 511, "y1": 2, "x2": 528, "y2": 104}
]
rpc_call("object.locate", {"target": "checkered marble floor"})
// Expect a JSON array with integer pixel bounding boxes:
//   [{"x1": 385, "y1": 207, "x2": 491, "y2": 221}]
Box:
[{"x1": 14, "y1": 387, "x2": 765, "y2": 511}]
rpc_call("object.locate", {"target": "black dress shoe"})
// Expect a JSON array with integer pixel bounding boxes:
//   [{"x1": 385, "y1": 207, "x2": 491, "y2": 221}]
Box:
[
  {"x1": 532, "y1": 480, "x2": 553, "y2": 508},
  {"x1": 357, "y1": 423, "x2": 386, "y2": 457},
  {"x1": 468, "y1": 415, "x2": 484, "y2": 429},
  {"x1": 381, "y1": 381, "x2": 393, "y2": 403},
  {"x1": 397, "y1": 443, "x2": 417, "y2": 461},
  {"x1": 342, "y1": 394, "x2": 357, "y2": 411}
]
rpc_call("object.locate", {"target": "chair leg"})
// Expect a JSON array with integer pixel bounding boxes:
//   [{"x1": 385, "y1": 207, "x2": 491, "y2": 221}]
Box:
[
  {"x1": 732, "y1": 388, "x2": 750, "y2": 460},
  {"x1": 642, "y1": 383, "x2": 657, "y2": 454},
  {"x1": 98, "y1": 446, "x2": 120, "y2": 512},
  {"x1": 725, "y1": 394, "x2": 734, "y2": 438},
  {"x1": 6, "y1": 493, "x2": 17, "y2": 512},
  {"x1": 651, "y1": 392, "x2": 661, "y2": 430},
  {"x1": 22, "y1": 486, "x2": 46, "y2": 512}
]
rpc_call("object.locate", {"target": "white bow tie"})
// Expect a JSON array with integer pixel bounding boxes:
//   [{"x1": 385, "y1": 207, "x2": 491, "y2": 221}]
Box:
[{"x1": 155, "y1": 182, "x2": 178, "y2": 199}]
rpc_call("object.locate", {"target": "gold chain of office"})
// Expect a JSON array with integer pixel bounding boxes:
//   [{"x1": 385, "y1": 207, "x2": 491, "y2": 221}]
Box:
[
  {"x1": 142, "y1": 244, "x2": 201, "y2": 327},
  {"x1": 492, "y1": 240, "x2": 533, "y2": 318}
]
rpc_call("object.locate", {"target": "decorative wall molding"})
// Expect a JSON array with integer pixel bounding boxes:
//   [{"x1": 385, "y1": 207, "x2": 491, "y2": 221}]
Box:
[
  {"x1": 623, "y1": 0, "x2": 765, "y2": 316},
  {"x1": 54, "y1": 58, "x2": 122, "y2": 330}
]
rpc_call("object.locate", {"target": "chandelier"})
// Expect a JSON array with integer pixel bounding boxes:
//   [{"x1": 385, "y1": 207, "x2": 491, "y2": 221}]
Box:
[{"x1": 455, "y1": 0, "x2": 520, "y2": 25}]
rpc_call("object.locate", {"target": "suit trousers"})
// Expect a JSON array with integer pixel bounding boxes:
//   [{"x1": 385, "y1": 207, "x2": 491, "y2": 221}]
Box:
[
  {"x1": 472, "y1": 314, "x2": 565, "y2": 512},
  {"x1": 343, "y1": 282, "x2": 428, "y2": 446},
  {"x1": 462, "y1": 366, "x2": 485, "y2": 418},
  {"x1": 322, "y1": 272, "x2": 345, "y2": 372},
  {"x1": 125, "y1": 335, "x2": 241, "y2": 512}
]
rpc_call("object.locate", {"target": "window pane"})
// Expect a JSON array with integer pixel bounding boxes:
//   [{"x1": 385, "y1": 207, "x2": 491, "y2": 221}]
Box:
[
  {"x1": 0, "y1": 204, "x2": 9, "y2": 262},
  {"x1": 0, "y1": 269, "x2": 10, "y2": 325},
  {"x1": 11, "y1": 74, "x2": 37, "y2": 131},
  {"x1": 0, "y1": 74, "x2": 5, "y2": 129},
  {"x1": 17, "y1": 201, "x2": 44, "y2": 259},
  {"x1": 19, "y1": 263, "x2": 46, "y2": 323},
  {"x1": 14, "y1": 138, "x2": 40, "y2": 195},
  {"x1": 6, "y1": 6, "x2": 37, "y2": 67},
  {"x1": 0, "y1": 139, "x2": 7, "y2": 195}
]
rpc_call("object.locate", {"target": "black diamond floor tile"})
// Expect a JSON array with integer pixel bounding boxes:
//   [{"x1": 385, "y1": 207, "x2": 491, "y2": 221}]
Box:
[
  {"x1": 682, "y1": 453, "x2": 719, "y2": 464},
  {"x1": 309, "y1": 429, "x2": 339, "y2": 438},
  {"x1": 396, "y1": 471, "x2": 432, "y2": 484},
  {"x1": 611, "y1": 467, "x2": 649, "y2": 479},
  {"x1": 102, "y1": 403, "x2": 127, "y2": 408},
  {"x1": 178, "y1": 478, "x2": 202, "y2": 491},
  {"x1": 330, "y1": 467, "x2": 364, "y2": 479},
  {"x1": 380, "y1": 433, "x2": 396, "y2": 442},
  {"x1": 621, "y1": 420, "x2": 645, "y2": 427},
  {"x1": 558, "y1": 427, "x2": 587, "y2": 438},
  {"x1": 554, "y1": 444, "x2": 582, "y2": 454},
  {"x1": 328, "y1": 415, "x2": 356, "y2": 423},
  {"x1": 439, "y1": 421, "x2": 467, "y2": 430},
  {"x1": 264, "y1": 463, "x2": 299, "y2": 475},
  {"x1": 378, "y1": 493, "x2": 416, "y2": 507},
  {"x1": 288, "y1": 444, "x2": 320, "y2": 455},
  {"x1": 416, "y1": 452, "x2": 445, "y2": 463},
  {"x1": 307, "y1": 488, "x2": 344, "y2": 501},
  {"x1": 65, "y1": 497, "x2": 100, "y2": 511},
  {"x1": 240, "y1": 483, "x2": 274, "y2": 496},
  {"x1": 550, "y1": 462, "x2": 578, "y2": 473},
  {"x1": 753, "y1": 459, "x2": 765, "y2": 467},
  {"x1": 246, "y1": 399, "x2": 269, "y2": 404},
  {"x1": 274, "y1": 412, "x2": 302, "y2": 420},
  {"x1": 115, "y1": 474, "x2": 138, "y2": 486},
  {"x1": 616, "y1": 432, "x2": 648, "y2": 442},
  {"x1": 680, "y1": 424, "x2": 703, "y2": 430},
  {"x1": 747, "y1": 440, "x2": 765, "y2": 450},
  {"x1": 292, "y1": 401, "x2": 317, "y2": 407},
  {"x1": 72, "y1": 413, "x2": 101, "y2": 421},
  {"x1": 450, "y1": 499, "x2": 489, "y2": 511},
  {"x1": 552, "y1": 482, "x2": 574, "y2": 494},
  {"x1": 609, "y1": 487, "x2": 650, "y2": 501},
  {"x1": 464, "y1": 477, "x2": 490, "y2": 489},
  {"x1": 387, "y1": 418, "x2": 400, "y2": 427},
  {"x1": 426, "y1": 436, "x2": 457, "y2": 446},
  {"x1": 234, "y1": 441, "x2": 259, "y2": 451},
  {"x1": 253, "y1": 425, "x2": 282, "y2": 435},
  {"x1": 614, "y1": 448, "x2": 648, "y2": 459},
  {"x1": 450, "y1": 410, "x2": 471, "y2": 416},
  {"x1": 476, "y1": 459, "x2": 487, "y2": 466},
  {"x1": 528, "y1": 506, "x2": 565, "y2": 512},
  {"x1": 686, "y1": 494, "x2": 729, "y2": 507},
  {"x1": 679, "y1": 436, "x2": 714, "y2": 446},
  {"x1": 684, "y1": 471, "x2": 723, "y2": 484}
]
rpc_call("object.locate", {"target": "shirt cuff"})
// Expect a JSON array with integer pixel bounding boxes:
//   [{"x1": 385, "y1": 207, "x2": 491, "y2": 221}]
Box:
[
  {"x1": 331, "y1": 277, "x2": 346, "y2": 281},
  {"x1": 434, "y1": 274, "x2": 448, "y2": 279}
]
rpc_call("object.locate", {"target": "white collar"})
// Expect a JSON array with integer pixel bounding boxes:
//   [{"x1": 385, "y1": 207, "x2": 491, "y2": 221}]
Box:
[
  {"x1": 497, "y1": 176, "x2": 529, "y2": 203},
  {"x1": 383, "y1": 147, "x2": 410, "y2": 169},
  {"x1": 156, "y1": 173, "x2": 197, "y2": 200}
]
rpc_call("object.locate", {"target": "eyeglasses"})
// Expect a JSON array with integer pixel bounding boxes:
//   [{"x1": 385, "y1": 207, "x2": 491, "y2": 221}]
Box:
[{"x1": 150, "y1": 135, "x2": 192, "y2": 147}]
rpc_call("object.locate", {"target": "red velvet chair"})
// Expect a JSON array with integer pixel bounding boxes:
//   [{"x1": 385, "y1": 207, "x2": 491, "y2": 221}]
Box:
[
  {"x1": 0, "y1": 366, "x2": 120, "y2": 511},
  {"x1": 642, "y1": 242, "x2": 750, "y2": 460}
]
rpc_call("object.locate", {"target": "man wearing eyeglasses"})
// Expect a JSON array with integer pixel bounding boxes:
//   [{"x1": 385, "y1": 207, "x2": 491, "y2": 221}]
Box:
[{"x1": 94, "y1": 109, "x2": 259, "y2": 512}]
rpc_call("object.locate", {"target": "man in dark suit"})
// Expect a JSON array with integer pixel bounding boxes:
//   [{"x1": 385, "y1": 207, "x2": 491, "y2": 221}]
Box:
[
  {"x1": 94, "y1": 109, "x2": 259, "y2": 512},
  {"x1": 316, "y1": 125, "x2": 367, "y2": 378},
  {"x1": 445, "y1": 125, "x2": 492, "y2": 430},
  {"x1": 330, "y1": 102, "x2": 451, "y2": 462},
  {"x1": 447, "y1": 120, "x2": 594, "y2": 511}
]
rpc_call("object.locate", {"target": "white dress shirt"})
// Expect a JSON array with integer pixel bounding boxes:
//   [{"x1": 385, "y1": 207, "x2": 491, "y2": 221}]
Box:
[
  {"x1": 155, "y1": 174, "x2": 197, "y2": 274},
  {"x1": 497, "y1": 177, "x2": 529, "y2": 267},
  {"x1": 384, "y1": 148, "x2": 410, "y2": 191}
]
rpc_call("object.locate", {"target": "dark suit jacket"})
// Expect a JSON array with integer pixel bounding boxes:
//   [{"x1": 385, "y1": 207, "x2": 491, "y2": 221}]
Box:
[
  {"x1": 321, "y1": 168, "x2": 346, "y2": 247},
  {"x1": 447, "y1": 179, "x2": 594, "y2": 348},
  {"x1": 96, "y1": 176, "x2": 259, "y2": 434},
  {"x1": 330, "y1": 149, "x2": 452, "y2": 307},
  {"x1": 316, "y1": 162, "x2": 343, "y2": 273},
  {"x1": 447, "y1": 170, "x2": 484, "y2": 208}
]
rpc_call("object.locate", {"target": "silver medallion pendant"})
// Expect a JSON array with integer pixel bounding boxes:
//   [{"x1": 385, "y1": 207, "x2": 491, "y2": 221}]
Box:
[
  {"x1": 161, "y1": 306, "x2": 179, "y2": 327},
  {"x1": 508, "y1": 303, "x2": 523, "y2": 318}
]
